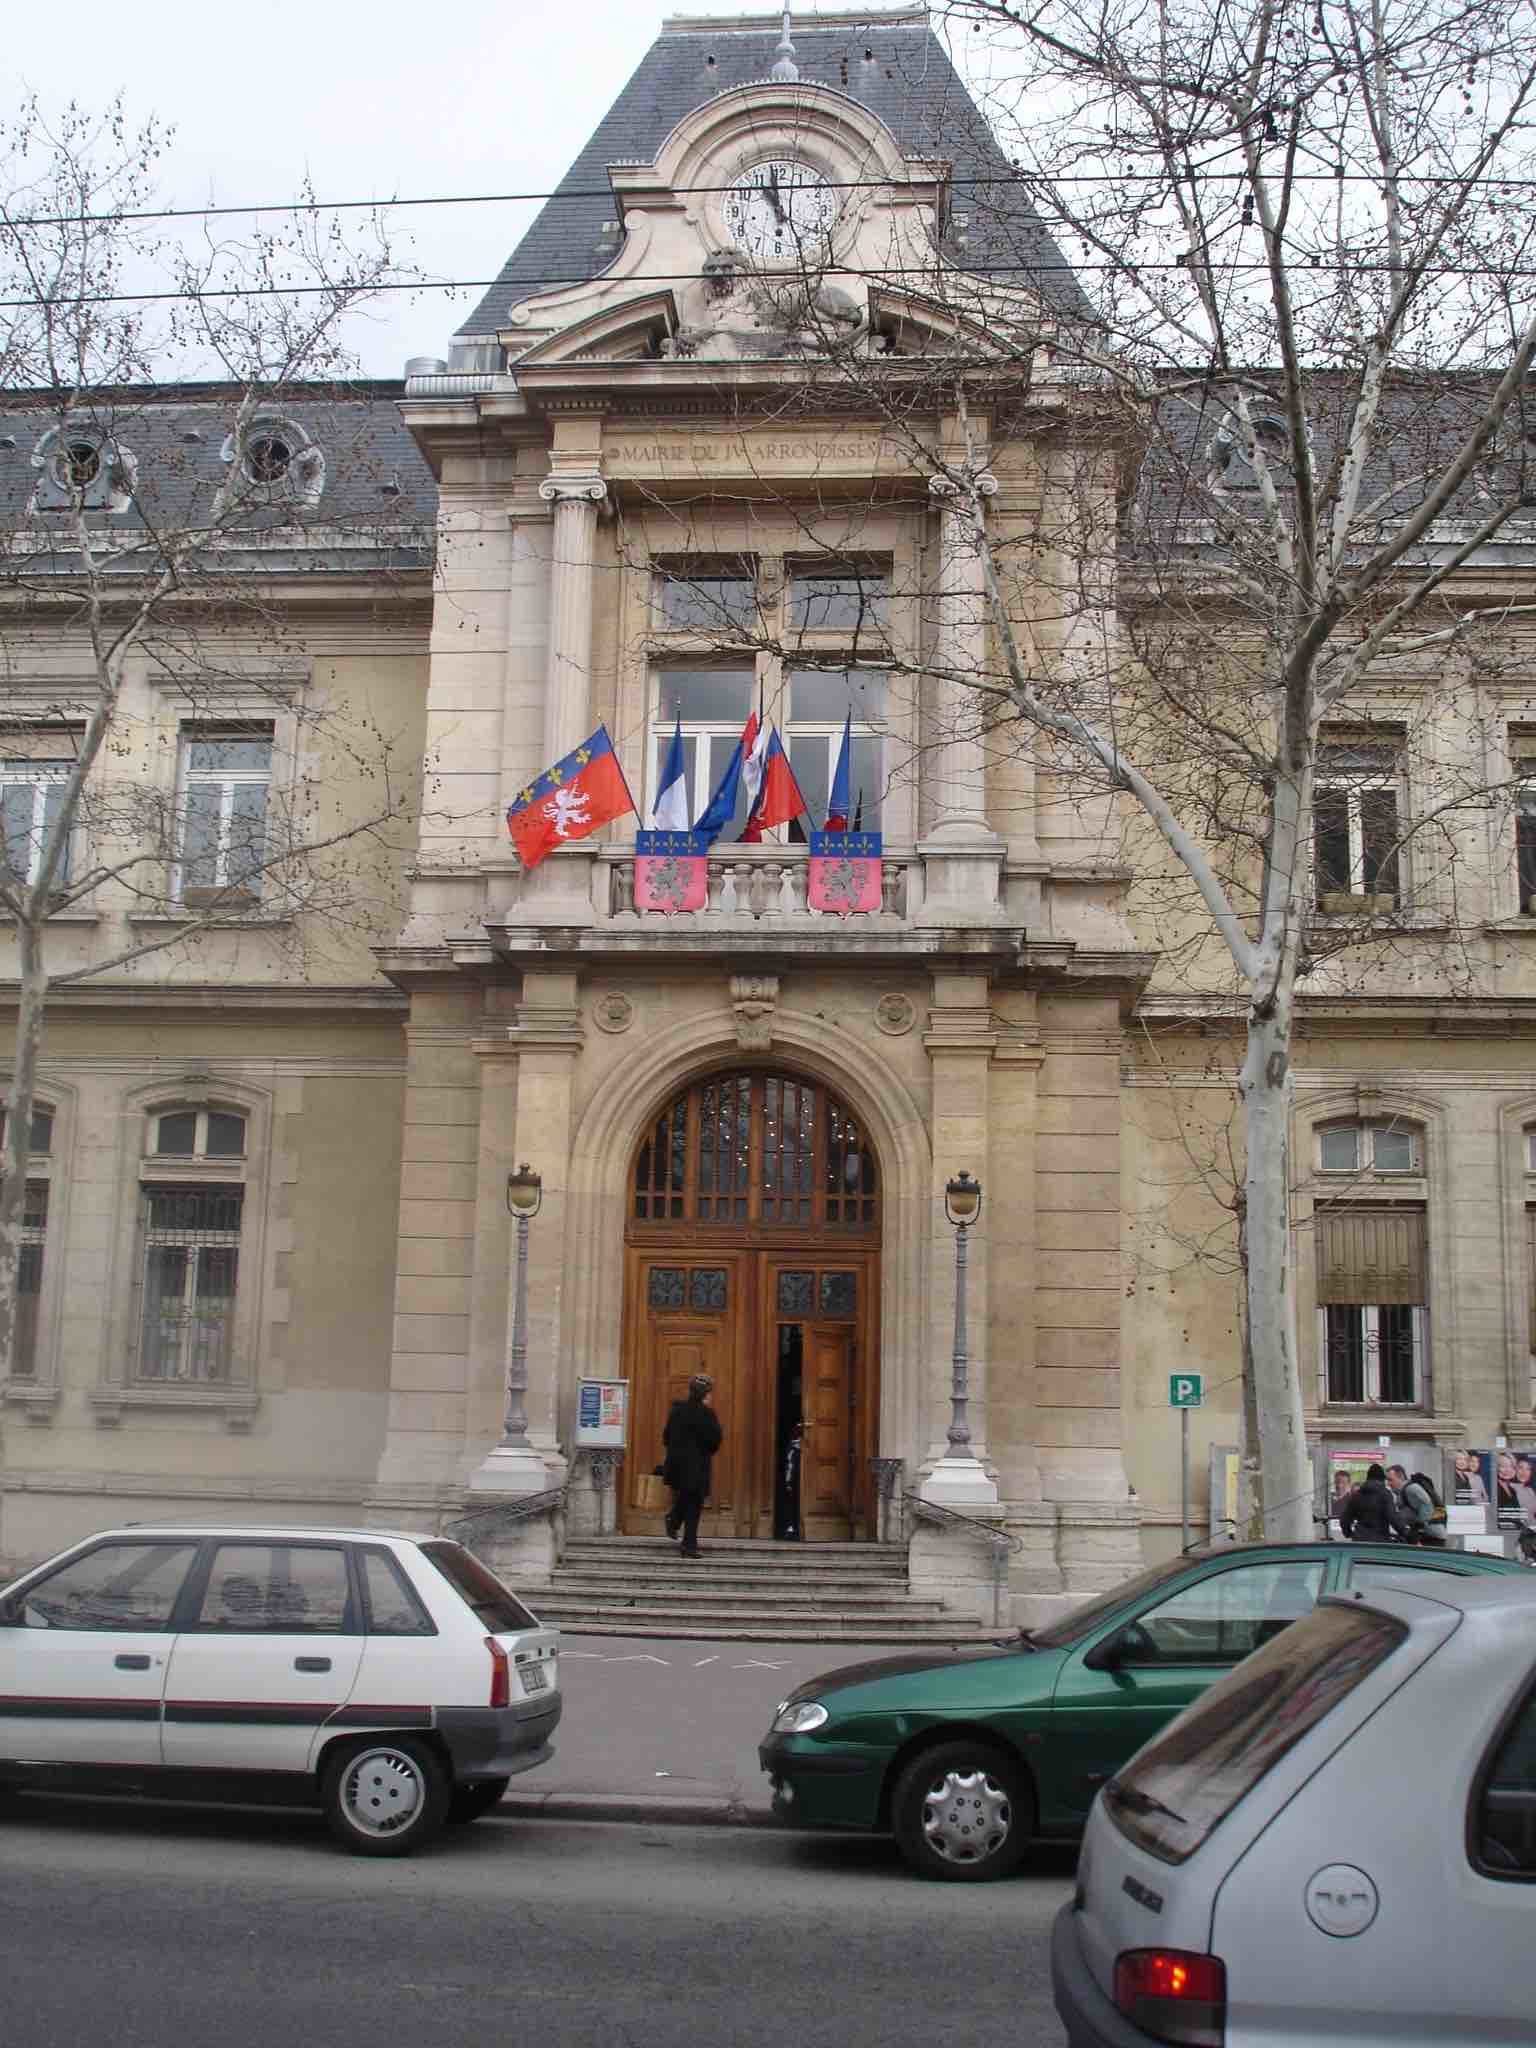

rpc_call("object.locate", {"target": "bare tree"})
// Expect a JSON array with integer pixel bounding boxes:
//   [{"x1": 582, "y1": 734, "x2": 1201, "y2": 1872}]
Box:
[
  {"x1": 0, "y1": 100, "x2": 426, "y2": 1380},
  {"x1": 622, "y1": 0, "x2": 1536, "y2": 1533}
]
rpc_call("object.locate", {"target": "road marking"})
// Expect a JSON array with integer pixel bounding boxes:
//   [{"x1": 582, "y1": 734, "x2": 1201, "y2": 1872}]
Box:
[
  {"x1": 732, "y1": 1659, "x2": 790, "y2": 1669},
  {"x1": 694, "y1": 1655, "x2": 720, "y2": 1666}
]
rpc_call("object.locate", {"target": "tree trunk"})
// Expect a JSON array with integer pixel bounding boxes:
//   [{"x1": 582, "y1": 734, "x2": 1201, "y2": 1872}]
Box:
[
  {"x1": 0, "y1": 918, "x2": 48, "y2": 1380},
  {"x1": 1237, "y1": 1001, "x2": 1314, "y2": 1540}
]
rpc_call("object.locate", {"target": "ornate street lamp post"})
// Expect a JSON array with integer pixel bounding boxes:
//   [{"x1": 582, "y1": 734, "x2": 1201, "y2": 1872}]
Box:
[
  {"x1": 943, "y1": 1169, "x2": 981, "y2": 1454},
  {"x1": 500, "y1": 1163, "x2": 543, "y2": 1449},
  {"x1": 919, "y1": 1167, "x2": 998, "y2": 1507}
]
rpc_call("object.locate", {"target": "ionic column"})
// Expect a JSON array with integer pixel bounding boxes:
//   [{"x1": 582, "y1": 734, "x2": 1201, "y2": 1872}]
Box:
[
  {"x1": 926, "y1": 469, "x2": 998, "y2": 839},
  {"x1": 537, "y1": 471, "x2": 607, "y2": 765}
]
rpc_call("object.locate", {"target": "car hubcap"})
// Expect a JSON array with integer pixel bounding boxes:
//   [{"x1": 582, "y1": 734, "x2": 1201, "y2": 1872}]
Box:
[
  {"x1": 342, "y1": 1747, "x2": 425, "y2": 1838},
  {"x1": 920, "y1": 1765, "x2": 1012, "y2": 1865}
]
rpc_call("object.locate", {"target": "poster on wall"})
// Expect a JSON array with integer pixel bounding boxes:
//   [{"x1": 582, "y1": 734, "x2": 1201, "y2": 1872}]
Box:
[
  {"x1": 1463, "y1": 1449, "x2": 1536, "y2": 1527},
  {"x1": 1208, "y1": 1446, "x2": 1241, "y2": 1541},
  {"x1": 1326, "y1": 1450, "x2": 1384, "y2": 1528}
]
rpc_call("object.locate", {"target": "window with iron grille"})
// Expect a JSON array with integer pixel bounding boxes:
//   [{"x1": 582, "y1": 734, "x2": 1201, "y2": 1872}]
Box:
[
  {"x1": 1316, "y1": 1205, "x2": 1427, "y2": 1405},
  {"x1": 136, "y1": 1183, "x2": 244, "y2": 1383},
  {"x1": 175, "y1": 725, "x2": 272, "y2": 906}
]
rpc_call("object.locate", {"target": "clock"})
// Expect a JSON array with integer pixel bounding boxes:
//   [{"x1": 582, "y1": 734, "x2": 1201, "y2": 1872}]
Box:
[{"x1": 722, "y1": 160, "x2": 837, "y2": 265}]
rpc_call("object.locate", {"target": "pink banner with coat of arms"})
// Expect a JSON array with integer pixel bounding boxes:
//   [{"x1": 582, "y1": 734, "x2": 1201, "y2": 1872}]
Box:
[
  {"x1": 634, "y1": 830, "x2": 709, "y2": 914},
  {"x1": 807, "y1": 831, "x2": 883, "y2": 917}
]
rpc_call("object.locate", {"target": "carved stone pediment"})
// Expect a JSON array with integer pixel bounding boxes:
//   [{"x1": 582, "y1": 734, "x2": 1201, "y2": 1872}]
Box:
[{"x1": 730, "y1": 973, "x2": 780, "y2": 1051}]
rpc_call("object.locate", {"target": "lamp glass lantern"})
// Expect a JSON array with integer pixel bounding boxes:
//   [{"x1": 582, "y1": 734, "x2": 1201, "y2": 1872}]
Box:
[{"x1": 945, "y1": 1169, "x2": 982, "y2": 1227}]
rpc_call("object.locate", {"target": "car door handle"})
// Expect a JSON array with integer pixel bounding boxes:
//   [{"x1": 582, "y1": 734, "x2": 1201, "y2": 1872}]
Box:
[
  {"x1": 294, "y1": 1656, "x2": 331, "y2": 1673},
  {"x1": 114, "y1": 1654, "x2": 152, "y2": 1671}
]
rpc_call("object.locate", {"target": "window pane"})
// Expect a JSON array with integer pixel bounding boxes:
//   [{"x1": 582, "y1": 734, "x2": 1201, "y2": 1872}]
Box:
[
  {"x1": 1359, "y1": 788, "x2": 1400, "y2": 899},
  {"x1": 0, "y1": 1104, "x2": 54, "y2": 1155},
  {"x1": 658, "y1": 570, "x2": 757, "y2": 633},
  {"x1": 205, "y1": 1111, "x2": 246, "y2": 1157},
  {"x1": 1371, "y1": 1126, "x2": 1414, "y2": 1171},
  {"x1": 1132, "y1": 1561, "x2": 1324, "y2": 1665},
  {"x1": 1315, "y1": 790, "x2": 1351, "y2": 897},
  {"x1": 187, "y1": 735, "x2": 272, "y2": 774},
  {"x1": 788, "y1": 666, "x2": 887, "y2": 723},
  {"x1": 849, "y1": 737, "x2": 882, "y2": 831},
  {"x1": 360, "y1": 1549, "x2": 436, "y2": 1636},
  {"x1": 655, "y1": 669, "x2": 752, "y2": 724},
  {"x1": 1377, "y1": 1305, "x2": 1417, "y2": 1402},
  {"x1": 419, "y1": 1540, "x2": 539, "y2": 1631},
  {"x1": 225, "y1": 782, "x2": 269, "y2": 885},
  {"x1": 155, "y1": 1110, "x2": 199, "y2": 1155},
  {"x1": 1518, "y1": 800, "x2": 1536, "y2": 912},
  {"x1": 22, "y1": 1540, "x2": 199, "y2": 1631},
  {"x1": 1320, "y1": 1126, "x2": 1359, "y2": 1171},
  {"x1": 41, "y1": 783, "x2": 70, "y2": 884},
  {"x1": 1477, "y1": 1681, "x2": 1536, "y2": 1876},
  {"x1": 708, "y1": 732, "x2": 751, "y2": 840},
  {"x1": 788, "y1": 734, "x2": 830, "y2": 831},
  {"x1": 0, "y1": 782, "x2": 37, "y2": 882},
  {"x1": 181, "y1": 783, "x2": 223, "y2": 890},
  {"x1": 1325, "y1": 1304, "x2": 1366, "y2": 1401},
  {"x1": 15, "y1": 1240, "x2": 42, "y2": 1376},
  {"x1": 194, "y1": 1544, "x2": 350, "y2": 1632},
  {"x1": 789, "y1": 565, "x2": 890, "y2": 632},
  {"x1": 140, "y1": 1245, "x2": 190, "y2": 1378}
]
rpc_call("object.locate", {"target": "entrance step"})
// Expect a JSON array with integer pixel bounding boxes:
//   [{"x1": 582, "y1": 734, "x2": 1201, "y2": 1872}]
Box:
[{"x1": 540, "y1": 1535, "x2": 1007, "y2": 1644}]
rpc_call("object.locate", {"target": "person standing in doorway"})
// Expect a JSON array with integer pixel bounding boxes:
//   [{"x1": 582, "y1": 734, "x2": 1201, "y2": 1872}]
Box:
[{"x1": 662, "y1": 1374, "x2": 723, "y2": 1559}]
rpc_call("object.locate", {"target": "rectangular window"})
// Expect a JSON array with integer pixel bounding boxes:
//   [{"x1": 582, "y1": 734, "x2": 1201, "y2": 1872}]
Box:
[
  {"x1": 137, "y1": 1183, "x2": 244, "y2": 1383},
  {"x1": 0, "y1": 731, "x2": 78, "y2": 887},
  {"x1": 1518, "y1": 789, "x2": 1536, "y2": 915},
  {"x1": 787, "y1": 666, "x2": 886, "y2": 832},
  {"x1": 176, "y1": 725, "x2": 272, "y2": 904},
  {"x1": 1319, "y1": 1123, "x2": 1419, "y2": 1173},
  {"x1": 13, "y1": 1179, "x2": 48, "y2": 1378},
  {"x1": 1315, "y1": 743, "x2": 1401, "y2": 907},
  {"x1": 1318, "y1": 1204, "x2": 1425, "y2": 1403},
  {"x1": 191, "y1": 1543, "x2": 351, "y2": 1632},
  {"x1": 655, "y1": 558, "x2": 758, "y2": 634},
  {"x1": 788, "y1": 560, "x2": 890, "y2": 636},
  {"x1": 1322, "y1": 1304, "x2": 1422, "y2": 1403},
  {"x1": 650, "y1": 668, "x2": 753, "y2": 837}
]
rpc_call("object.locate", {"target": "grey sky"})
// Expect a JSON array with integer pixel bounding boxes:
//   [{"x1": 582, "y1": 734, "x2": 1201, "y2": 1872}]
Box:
[{"x1": 4, "y1": 0, "x2": 687, "y2": 377}]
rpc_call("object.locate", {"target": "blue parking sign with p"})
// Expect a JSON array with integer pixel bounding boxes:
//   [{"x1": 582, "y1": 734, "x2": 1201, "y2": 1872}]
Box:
[{"x1": 1169, "y1": 1373, "x2": 1204, "y2": 1409}]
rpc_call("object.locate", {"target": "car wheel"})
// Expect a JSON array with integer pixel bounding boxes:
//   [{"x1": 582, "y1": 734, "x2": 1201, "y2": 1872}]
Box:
[
  {"x1": 322, "y1": 1737, "x2": 450, "y2": 1857},
  {"x1": 891, "y1": 1740, "x2": 1033, "y2": 1882},
  {"x1": 446, "y1": 1776, "x2": 511, "y2": 1825}
]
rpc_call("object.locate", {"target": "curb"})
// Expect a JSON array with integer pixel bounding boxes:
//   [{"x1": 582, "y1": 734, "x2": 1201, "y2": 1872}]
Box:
[{"x1": 490, "y1": 1790, "x2": 780, "y2": 1828}]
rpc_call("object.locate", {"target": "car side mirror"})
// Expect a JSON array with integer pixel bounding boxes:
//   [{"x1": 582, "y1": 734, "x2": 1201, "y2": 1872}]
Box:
[
  {"x1": 1083, "y1": 1629, "x2": 1126, "y2": 1673},
  {"x1": 0, "y1": 1595, "x2": 26, "y2": 1628}
]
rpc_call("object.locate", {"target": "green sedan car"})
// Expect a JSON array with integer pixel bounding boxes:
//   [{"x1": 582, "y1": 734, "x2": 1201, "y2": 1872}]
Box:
[{"x1": 758, "y1": 1539, "x2": 1527, "y2": 1882}]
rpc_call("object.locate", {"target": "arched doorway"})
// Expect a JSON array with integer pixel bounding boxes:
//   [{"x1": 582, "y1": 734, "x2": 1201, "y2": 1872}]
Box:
[{"x1": 621, "y1": 1068, "x2": 881, "y2": 1541}]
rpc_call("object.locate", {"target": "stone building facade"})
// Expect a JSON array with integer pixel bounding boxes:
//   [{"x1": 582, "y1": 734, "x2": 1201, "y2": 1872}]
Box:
[{"x1": 6, "y1": 11, "x2": 1536, "y2": 1614}]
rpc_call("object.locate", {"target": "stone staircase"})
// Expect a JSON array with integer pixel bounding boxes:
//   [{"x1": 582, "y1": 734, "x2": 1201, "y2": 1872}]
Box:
[{"x1": 535, "y1": 1534, "x2": 1007, "y2": 1643}]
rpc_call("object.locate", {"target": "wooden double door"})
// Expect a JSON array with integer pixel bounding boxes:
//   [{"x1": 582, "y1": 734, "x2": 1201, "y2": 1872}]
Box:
[{"x1": 623, "y1": 1246, "x2": 880, "y2": 1540}]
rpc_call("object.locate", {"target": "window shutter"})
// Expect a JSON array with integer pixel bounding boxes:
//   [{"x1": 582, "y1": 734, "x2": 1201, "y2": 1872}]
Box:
[{"x1": 1316, "y1": 1207, "x2": 1426, "y2": 1305}]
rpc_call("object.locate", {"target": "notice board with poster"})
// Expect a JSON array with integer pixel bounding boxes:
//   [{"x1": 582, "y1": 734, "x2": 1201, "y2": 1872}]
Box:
[{"x1": 575, "y1": 1379, "x2": 629, "y2": 1449}]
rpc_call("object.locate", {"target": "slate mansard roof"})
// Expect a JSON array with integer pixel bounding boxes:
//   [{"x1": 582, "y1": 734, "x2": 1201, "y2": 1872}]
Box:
[
  {"x1": 0, "y1": 383, "x2": 438, "y2": 563},
  {"x1": 456, "y1": 8, "x2": 1089, "y2": 345}
]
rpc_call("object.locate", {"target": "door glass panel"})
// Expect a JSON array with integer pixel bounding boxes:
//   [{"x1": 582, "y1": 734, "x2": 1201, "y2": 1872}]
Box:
[
  {"x1": 778, "y1": 1270, "x2": 815, "y2": 1314},
  {"x1": 192, "y1": 1543, "x2": 351, "y2": 1632},
  {"x1": 819, "y1": 1271, "x2": 857, "y2": 1317},
  {"x1": 647, "y1": 1267, "x2": 686, "y2": 1310},
  {"x1": 1476, "y1": 1680, "x2": 1536, "y2": 1876},
  {"x1": 1129, "y1": 1561, "x2": 1325, "y2": 1665},
  {"x1": 22, "y1": 1541, "x2": 199, "y2": 1630},
  {"x1": 689, "y1": 1268, "x2": 727, "y2": 1312}
]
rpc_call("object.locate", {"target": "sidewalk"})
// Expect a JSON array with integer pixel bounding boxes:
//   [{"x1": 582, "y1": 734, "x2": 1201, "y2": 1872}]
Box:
[{"x1": 496, "y1": 1632, "x2": 901, "y2": 1826}]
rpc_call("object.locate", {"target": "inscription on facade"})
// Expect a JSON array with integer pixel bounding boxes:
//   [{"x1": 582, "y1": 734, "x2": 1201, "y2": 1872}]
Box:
[{"x1": 604, "y1": 433, "x2": 906, "y2": 476}]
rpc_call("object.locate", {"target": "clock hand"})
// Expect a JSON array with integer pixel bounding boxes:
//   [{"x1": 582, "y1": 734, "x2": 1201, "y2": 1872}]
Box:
[{"x1": 764, "y1": 167, "x2": 786, "y2": 225}]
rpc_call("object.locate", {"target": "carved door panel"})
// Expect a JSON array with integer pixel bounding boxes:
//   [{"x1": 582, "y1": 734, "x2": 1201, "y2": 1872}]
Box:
[
  {"x1": 624, "y1": 1251, "x2": 746, "y2": 1532},
  {"x1": 802, "y1": 1326, "x2": 857, "y2": 1538}
]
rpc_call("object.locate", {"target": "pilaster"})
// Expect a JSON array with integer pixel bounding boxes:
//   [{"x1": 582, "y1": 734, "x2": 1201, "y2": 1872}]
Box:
[
  {"x1": 539, "y1": 424, "x2": 608, "y2": 766},
  {"x1": 920, "y1": 469, "x2": 1006, "y2": 915}
]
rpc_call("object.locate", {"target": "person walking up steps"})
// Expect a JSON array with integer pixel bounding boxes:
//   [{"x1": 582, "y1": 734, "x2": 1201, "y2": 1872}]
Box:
[{"x1": 662, "y1": 1374, "x2": 723, "y2": 1559}]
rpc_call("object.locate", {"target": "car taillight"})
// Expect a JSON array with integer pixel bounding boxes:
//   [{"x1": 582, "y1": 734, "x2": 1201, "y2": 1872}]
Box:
[
  {"x1": 485, "y1": 1636, "x2": 510, "y2": 1709},
  {"x1": 1113, "y1": 1949, "x2": 1226, "y2": 2048}
]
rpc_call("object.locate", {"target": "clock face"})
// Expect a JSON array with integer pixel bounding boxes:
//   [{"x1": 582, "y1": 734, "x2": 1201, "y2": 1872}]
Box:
[{"x1": 723, "y1": 160, "x2": 837, "y2": 265}]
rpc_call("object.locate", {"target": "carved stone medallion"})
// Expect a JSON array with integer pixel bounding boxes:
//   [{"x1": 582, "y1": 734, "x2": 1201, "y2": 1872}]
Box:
[
  {"x1": 593, "y1": 991, "x2": 635, "y2": 1035},
  {"x1": 874, "y1": 992, "x2": 917, "y2": 1037}
]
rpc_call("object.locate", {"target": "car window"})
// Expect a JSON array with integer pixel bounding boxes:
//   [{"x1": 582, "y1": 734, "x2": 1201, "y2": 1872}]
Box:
[
  {"x1": 1124, "y1": 1561, "x2": 1325, "y2": 1665},
  {"x1": 1473, "y1": 1680, "x2": 1536, "y2": 1879},
  {"x1": 189, "y1": 1544, "x2": 353, "y2": 1633},
  {"x1": 1103, "y1": 1602, "x2": 1407, "y2": 1865},
  {"x1": 1031, "y1": 1554, "x2": 1204, "y2": 1649},
  {"x1": 359, "y1": 1549, "x2": 436, "y2": 1637},
  {"x1": 18, "y1": 1541, "x2": 199, "y2": 1631},
  {"x1": 1349, "y1": 1561, "x2": 1464, "y2": 1598},
  {"x1": 419, "y1": 1540, "x2": 538, "y2": 1632}
]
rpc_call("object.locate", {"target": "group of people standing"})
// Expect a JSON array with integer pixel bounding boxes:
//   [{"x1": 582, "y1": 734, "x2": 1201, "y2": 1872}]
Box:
[{"x1": 1334, "y1": 1462, "x2": 1448, "y2": 1544}]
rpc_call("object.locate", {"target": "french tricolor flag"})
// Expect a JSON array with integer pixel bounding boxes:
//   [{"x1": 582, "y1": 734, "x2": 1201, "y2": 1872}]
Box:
[
  {"x1": 647, "y1": 717, "x2": 690, "y2": 831},
  {"x1": 741, "y1": 721, "x2": 808, "y2": 841}
]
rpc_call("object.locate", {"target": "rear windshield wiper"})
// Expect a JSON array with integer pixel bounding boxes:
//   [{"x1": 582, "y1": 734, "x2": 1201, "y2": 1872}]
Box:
[{"x1": 1104, "y1": 1780, "x2": 1186, "y2": 1826}]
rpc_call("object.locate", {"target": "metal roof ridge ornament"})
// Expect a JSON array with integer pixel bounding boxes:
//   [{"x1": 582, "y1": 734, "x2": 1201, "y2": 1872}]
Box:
[{"x1": 771, "y1": 7, "x2": 799, "y2": 80}]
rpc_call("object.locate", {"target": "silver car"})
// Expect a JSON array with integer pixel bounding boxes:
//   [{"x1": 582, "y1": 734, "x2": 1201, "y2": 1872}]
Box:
[{"x1": 1053, "y1": 1571, "x2": 1536, "y2": 2047}]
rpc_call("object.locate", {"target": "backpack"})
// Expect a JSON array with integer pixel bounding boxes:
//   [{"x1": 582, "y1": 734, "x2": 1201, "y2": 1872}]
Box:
[{"x1": 1411, "y1": 1472, "x2": 1448, "y2": 1525}]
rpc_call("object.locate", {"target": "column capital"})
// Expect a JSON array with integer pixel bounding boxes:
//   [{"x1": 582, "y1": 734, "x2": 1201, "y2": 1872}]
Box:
[
  {"x1": 928, "y1": 468, "x2": 999, "y2": 504},
  {"x1": 538, "y1": 471, "x2": 608, "y2": 507}
]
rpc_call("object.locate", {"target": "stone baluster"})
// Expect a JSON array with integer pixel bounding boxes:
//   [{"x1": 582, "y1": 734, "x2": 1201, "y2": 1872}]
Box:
[
  {"x1": 616, "y1": 858, "x2": 635, "y2": 915},
  {"x1": 705, "y1": 859, "x2": 725, "y2": 913},
  {"x1": 881, "y1": 860, "x2": 901, "y2": 916},
  {"x1": 789, "y1": 860, "x2": 810, "y2": 913},
  {"x1": 537, "y1": 472, "x2": 608, "y2": 766}
]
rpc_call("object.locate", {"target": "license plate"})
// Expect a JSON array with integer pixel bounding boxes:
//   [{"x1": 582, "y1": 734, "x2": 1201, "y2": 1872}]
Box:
[{"x1": 520, "y1": 1662, "x2": 549, "y2": 1695}]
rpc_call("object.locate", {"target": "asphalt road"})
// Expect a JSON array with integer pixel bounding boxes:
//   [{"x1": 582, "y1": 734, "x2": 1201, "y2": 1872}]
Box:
[{"x1": 0, "y1": 1795, "x2": 1074, "y2": 2048}]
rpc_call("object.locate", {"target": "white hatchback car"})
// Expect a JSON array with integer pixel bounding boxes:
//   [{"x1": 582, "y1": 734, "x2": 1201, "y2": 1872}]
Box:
[
  {"x1": 1053, "y1": 1572, "x2": 1536, "y2": 2047},
  {"x1": 0, "y1": 1524, "x2": 560, "y2": 1855}
]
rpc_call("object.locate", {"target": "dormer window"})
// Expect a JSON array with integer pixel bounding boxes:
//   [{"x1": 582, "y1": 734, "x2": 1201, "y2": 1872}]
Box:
[
  {"x1": 30, "y1": 425, "x2": 137, "y2": 514},
  {"x1": 220, "y1": 417, "x2": 325, "y2": 510},
  {"x1": 245, "y1": 435, "x2": 292, "y2": 485}
]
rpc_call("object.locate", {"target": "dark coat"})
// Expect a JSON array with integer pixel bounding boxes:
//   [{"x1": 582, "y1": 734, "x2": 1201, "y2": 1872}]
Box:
[
  {"x1": 1340, "y1": 1475, "x2": 1409, "y2": 1542},
  {"x1": 662, "y1": 1396, "x2": 723, "y2": 1498}
]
